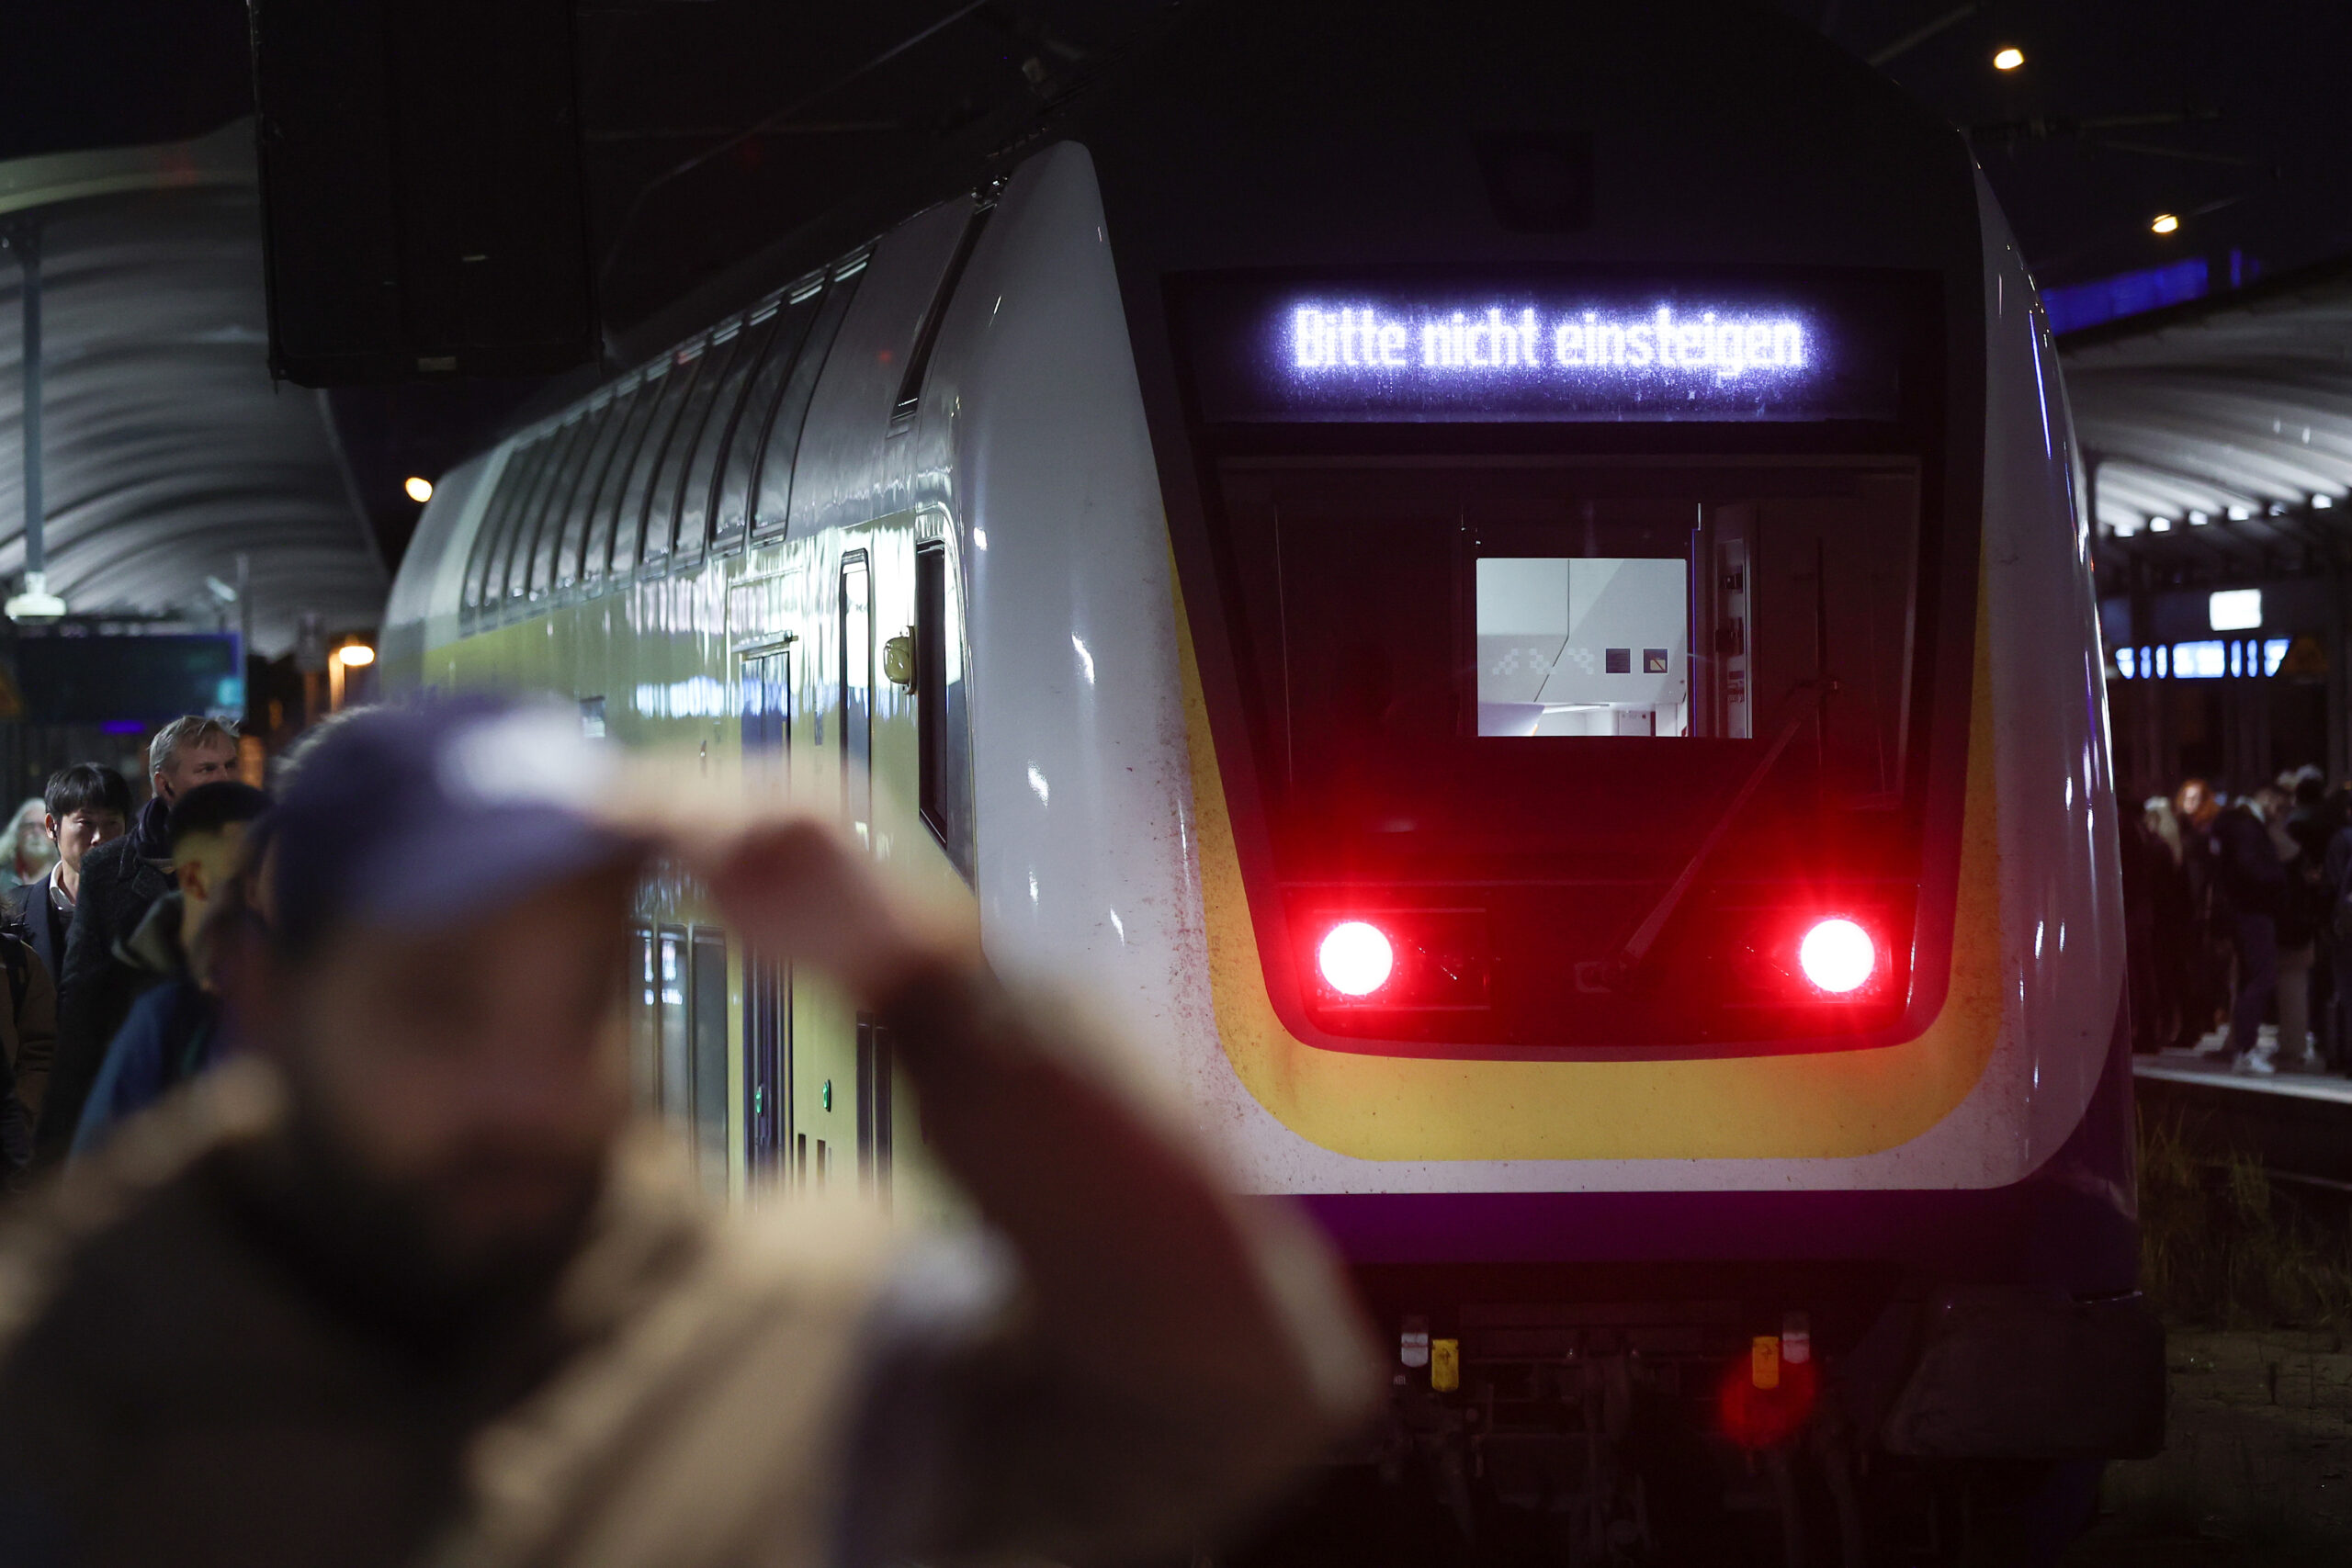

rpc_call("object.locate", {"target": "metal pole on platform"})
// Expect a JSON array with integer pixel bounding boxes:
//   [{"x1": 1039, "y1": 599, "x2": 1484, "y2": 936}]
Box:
[
  {"x1": 5, "y1": 223, "x2": 62, "y2": 623},
  {"x1": 17, "y1": 225, "x2": 36, "y2": 581}
]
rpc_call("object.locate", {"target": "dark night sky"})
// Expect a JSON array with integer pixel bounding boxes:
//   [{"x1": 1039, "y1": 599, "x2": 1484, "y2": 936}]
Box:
[{"x1": 5, "y1": 0, "x2": 2346, "y2": 570}]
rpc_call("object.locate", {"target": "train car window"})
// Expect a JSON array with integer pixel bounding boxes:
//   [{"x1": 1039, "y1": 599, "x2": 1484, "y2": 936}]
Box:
[
  {"x1": 503, "y1": 412, "x2": 590, "y2": 604},
  {"x1": 619, "y1": 345, "x2": 706, "y2": 576},
  {"x1": 657, "y1": 926, "x2": 689, "y2": 1117},
  {"x1": 462, "y1": 438, "x2": 544, "y2": 615},
  {"x1": 889, "y1": 202, "x2": 992, "y2": 432},
  {"x1": 690, "y1": 931, "x2": 729, "y2": 1190},
  {"x1": 628, "y1": 924, "x2": 658, "y2": 1111},
  {"x1": 752, "y1": 265, "x2": 864, "y2": 540},
  {"x1": 841, "y1": 553, "x2": 873, "y2": 847},
  {"x1": 714, "y1": 287, "x2": 822, "y2": 547},
  {"x1": 914, "y1": 541, "x2": 974, "y2": 878},
  {"x1": 652, "y1": 325, "x2": 744, "y2": 572},
  {"x1": 548, "y1": 393, "x2": 622, "y2": 592},
  {"x1": 482, "y1": 435, "x2": 561, "y2": 616},
  {"x1": 582, "y1": 374, "x2": 662, "y2": 589},
  {"x1": 854, "y1": 1012, "x2": 892, "y2": 1202},
  {"x1": 680, "y1": 303, "x2": 781, "y2": 558},
  {"x1": 527, "y1": 407, "x2": 601, "y2": 598}
]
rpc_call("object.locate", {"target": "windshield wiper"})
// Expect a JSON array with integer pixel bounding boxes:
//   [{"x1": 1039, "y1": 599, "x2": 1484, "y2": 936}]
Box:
[{"x1": 1602, "y1": 705, "x2": 1808, "y2": 988}]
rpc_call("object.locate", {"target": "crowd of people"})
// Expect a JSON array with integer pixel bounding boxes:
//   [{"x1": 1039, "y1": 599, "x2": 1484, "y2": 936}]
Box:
[
  {"x1": 2123, "y1": 766, "x2": 2352, "y2": 1075},
  {"x1": 0, "y1": 716, "x2": 248, "y2": 1179}
]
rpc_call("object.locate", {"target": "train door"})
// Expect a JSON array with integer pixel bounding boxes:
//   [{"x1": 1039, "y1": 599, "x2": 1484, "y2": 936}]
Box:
[
  {"x1": 855, "y1": 1014, "x2": 892, "y2": 1205},
  {"x1": 657, "y1": 926, "x2": 690, "y2": 1115},
  {"x1": 629, "y1": 924, "x2": 658, "y2": 1110},
  {"x1": 689, "y1": 930, "x2": 729, "y2": 1193},
  {"x1": 740, "y1": 644, "x2": 792, "y2": 1183}
]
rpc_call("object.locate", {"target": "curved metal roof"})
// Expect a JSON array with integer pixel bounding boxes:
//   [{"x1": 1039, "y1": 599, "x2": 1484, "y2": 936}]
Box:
[
  {"x1": 2061, "y1": 258, "x2": 2352, "y2": 549},
  {"x1": 0, "y1": 122, "x2": 386, "y2": 653}
]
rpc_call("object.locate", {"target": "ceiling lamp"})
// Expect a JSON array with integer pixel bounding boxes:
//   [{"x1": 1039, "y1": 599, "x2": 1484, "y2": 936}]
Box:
[{"x1": 4, "y1": 570, "x2": 65, "y2": 623}]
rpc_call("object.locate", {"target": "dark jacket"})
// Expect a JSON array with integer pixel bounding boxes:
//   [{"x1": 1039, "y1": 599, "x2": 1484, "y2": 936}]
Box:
[
  {"x1": 40, "y1": 798, "x2": 175, "y2": 1165},
  {"x1": 70, "y1": 893, "x2": 219, "y2": 1157},
  {"x1": 2212, "y1": 806, "x2": 2289, "y2": 919},
  {"x1": 0, "y1": 931, "x2": 55, "y2": 1172},
  {"x1": 2, "y1": 869, "x2": 67, "y2": 982}
]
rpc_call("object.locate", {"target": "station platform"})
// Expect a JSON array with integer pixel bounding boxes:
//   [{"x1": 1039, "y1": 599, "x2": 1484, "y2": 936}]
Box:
[{"x1": 2133, "y1": 1040, "x2": 2352, "y2": 1191}]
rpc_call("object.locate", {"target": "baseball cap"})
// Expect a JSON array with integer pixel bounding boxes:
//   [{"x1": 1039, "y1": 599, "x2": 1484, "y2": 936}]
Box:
[{"x1": 266, "y1": 699, "x2": 647, "y2": 959}]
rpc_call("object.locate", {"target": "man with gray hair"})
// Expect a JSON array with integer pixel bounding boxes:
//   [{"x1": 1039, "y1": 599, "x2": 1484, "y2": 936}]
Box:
[{"x1": 38, "y1": 715, "x2": 238, "y2": 1165}]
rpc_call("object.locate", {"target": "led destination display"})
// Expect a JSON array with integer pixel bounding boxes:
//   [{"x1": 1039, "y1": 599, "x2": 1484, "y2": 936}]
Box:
[{"x1": 1179, "y1": 273, "x2": 1917, "y2": 424}]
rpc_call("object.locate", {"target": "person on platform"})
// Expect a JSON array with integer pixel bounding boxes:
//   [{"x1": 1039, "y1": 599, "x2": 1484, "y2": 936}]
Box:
[
  {"x1": 0, "y1": 924, "x2": 56, "y2": 1177},
  {"x1": 71, "y1": 781, "x2": 271, "y2": 1156},
  {"x1": 2214, "y1": 790, "x2": 2290, "y2": 1075},
  {"x1": 3, "y1": 763, "x2": 133, "y2": 984},
  {"x1": 40, "y1": 716, "x2": 239, "y2": 1164},
  {"x1": 0, "y1": 700, "x2": 1376, "y2": 1566},
  {"x1": 1, "y1": 798, "x2": 55, "y2": 891}
]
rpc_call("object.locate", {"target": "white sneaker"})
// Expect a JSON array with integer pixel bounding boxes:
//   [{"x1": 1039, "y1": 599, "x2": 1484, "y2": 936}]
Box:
[{"x1": 2232, "y1": 1052, "x2": 2278, "y2": 1077}]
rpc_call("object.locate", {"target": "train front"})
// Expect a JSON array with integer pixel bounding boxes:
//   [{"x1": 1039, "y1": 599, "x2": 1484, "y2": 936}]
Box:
[{"x1": 1076, "y1": 0, "x2": 2164, "y2": 1546}]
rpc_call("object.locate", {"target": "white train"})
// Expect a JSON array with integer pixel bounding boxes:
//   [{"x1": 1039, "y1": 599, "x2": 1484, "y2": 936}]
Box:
[{"x1": 385, "y1": 5, "x2": 2160, "y2": 1560}]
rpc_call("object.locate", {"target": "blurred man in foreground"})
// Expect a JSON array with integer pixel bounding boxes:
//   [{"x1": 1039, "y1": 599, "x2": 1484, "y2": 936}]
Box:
[
  {"x1": 42, "y1": 717, "x2": 240, "y2": 1162},
  {"x1": 0, "y1": 702, "x2": 1374, "y2": 1567}
]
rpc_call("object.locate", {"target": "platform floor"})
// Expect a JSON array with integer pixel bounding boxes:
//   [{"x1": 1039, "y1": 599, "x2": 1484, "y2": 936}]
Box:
[
  {"x1": 2137, "y1": 1035, "x2": 2352, "y2": 1107},
  {"x1": 2134, "y1": 1032, "x2": 2352, "y2": 1190}
]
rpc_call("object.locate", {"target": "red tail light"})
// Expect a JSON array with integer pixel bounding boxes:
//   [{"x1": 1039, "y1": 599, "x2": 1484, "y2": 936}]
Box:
[
  {"x1": 1317, "y1": 920, "x2": 1396, "y2": 996},
  {"x1": 1797, "y1": 917, "x2": 1876, "y2": 996}
]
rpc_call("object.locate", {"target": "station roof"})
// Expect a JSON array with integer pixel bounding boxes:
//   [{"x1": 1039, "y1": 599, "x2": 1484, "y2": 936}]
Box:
[
  {"x1": 0, "y1": 122, "x2": 386, "y2": 653},
  {"x1": 2062, "y1": 256, "x2": 2352, "y2": 584}
]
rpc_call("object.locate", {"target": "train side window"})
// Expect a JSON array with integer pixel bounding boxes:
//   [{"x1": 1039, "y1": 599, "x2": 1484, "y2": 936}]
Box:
[
  {"x1": 644, "y1": 338, "x2": 715, "y2": 570},
  {"x1": 652, "y1": 324, "x2": 744, "y2": 572},
  {"x1": 741, "y1": 647, "x2": 790, "y2": 757},
  {"x1": 616, "y1": 346, "x2": 703, "y2": 576},
  {"x1": 752, "y1": 262, "x2": 865, "y2": 540},
  {"x1": 841, "y1": 553, "x2": 873, "y2": 846},
  {"x1": 690, "y1": 931, "x2": 729, "y2": 1190},
  {"x1": 854, "y1": 1012, "x2": 892, "y2": 1204},
  {"x1": 582, "y1": 373, "x2": 662, "y2": 590},
  {"x1": 550, "y1": 393, "x2": 623, "y2": 592},
  {"x1": 481, "y1": 437, "x2": 552, "y2": 615},
  {"x1": 628, "y1": 923, "x2": 658, "y2": 1111},
  {"x1": 527, "y1": 408, "x2": 599, "y2": 599},
  {"x1": 681, "y1": 302, "x2": 782, "y2": 558},
  {"x1": 503, "y1": 413, "x2": 588, "y2": 605},
  {"x1": 915, "y1": 541, "x2": 974, "y2": 878},
  {"x1": 462, "y1": 438, "x2": 543, "y2": 615},
  {"x1": 713, "y1": 286, "x2": 821, "y2": 548},
  {"x1": 657, "y1": 926, "x2": 689, "y2": 1117}
]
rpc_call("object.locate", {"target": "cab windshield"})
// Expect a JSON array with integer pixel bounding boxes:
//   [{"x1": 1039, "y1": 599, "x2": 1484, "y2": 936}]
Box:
[{"x1": 1207, "y1": 458, "x2": 1929, "y2": 1044}]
